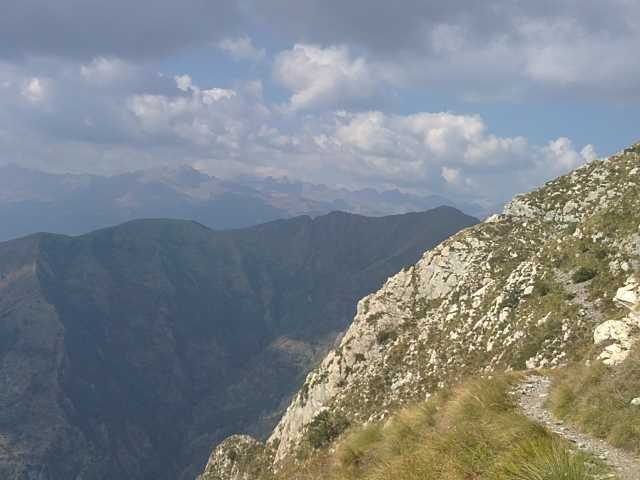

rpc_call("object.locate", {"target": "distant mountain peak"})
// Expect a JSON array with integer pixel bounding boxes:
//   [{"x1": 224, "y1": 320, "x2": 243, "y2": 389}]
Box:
[{"x1": 0, "y1": 166, "x2": 485, "y2": 242}]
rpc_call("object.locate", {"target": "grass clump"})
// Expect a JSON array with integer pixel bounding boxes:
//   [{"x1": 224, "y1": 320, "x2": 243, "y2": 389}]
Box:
[
  {"x1": 498, "y1": 439, "x2": 595, "y2": 480},
  {"x1": 277, "y1": 375, "x2": 607, "y2": 480},
  {"x1": 549, "y1": 346, "x2": 640, "y2": 453}
]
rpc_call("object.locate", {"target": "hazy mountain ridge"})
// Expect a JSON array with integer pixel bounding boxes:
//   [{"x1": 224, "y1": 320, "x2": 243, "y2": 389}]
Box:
[
  {"x1": 0, "y1": 164, "x2": 487, "y2": 242},
  {"x1": 200, "y1": 144, "x2": 640, "y2": 479},
  {"x1": 0, "y1": 208, "x2": 476, "y2": 480}
]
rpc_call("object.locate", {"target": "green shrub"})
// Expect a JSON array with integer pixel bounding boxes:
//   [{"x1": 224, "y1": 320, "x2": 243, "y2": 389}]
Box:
[
  {"x1": 366, "y1": 312, "x2": 385, "y2": 325},
  {"x1": 306, "y1": 410, "x2": 350, "y2": 449},
  {"x1": 376, "y1": 329, "x2": 398, "y2": 345},
  {"x1": 534, "y1": 280, "x2": 552, "y2": 297},
  {"x1": 571, "y1": 267, "x2": 597, "y2": 283}
]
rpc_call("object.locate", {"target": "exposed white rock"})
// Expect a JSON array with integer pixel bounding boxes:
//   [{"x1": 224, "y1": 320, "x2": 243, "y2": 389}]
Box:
[
  {"x1": 594, "y1": 276, "x2": 640, "y2": 365},
  {"x1": 594, "y1": 320, "x2": 632, "y2": 347},
  {"x1": 616, "y1": 277, "x2": 640, "y2": 312},
  {"x1": 599, "y1": 344, "x2": 629, "y2": 366}
]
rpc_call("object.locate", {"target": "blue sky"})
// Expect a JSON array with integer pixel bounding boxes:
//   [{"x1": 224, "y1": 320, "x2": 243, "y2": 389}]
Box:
[{"x1": 1, "y1": 0, "x2": 639, "y2": 207}]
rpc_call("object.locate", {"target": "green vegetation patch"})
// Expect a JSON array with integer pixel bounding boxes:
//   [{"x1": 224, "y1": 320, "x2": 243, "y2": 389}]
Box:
[
  {"x1": 572, "y1": 266, "x2": 598, "y2": 284},
  {"x1": 305, "y1": 410, "x2": 351, "y2": 450}
]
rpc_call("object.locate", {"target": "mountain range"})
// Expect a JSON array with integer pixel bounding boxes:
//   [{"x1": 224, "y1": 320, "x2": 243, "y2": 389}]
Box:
[
  {"x1": 0, "y1": 164, "x2": 488, "y2": 242},
  {"x1": 0, "y1": 207, "x2": 476, "y2": 479}
]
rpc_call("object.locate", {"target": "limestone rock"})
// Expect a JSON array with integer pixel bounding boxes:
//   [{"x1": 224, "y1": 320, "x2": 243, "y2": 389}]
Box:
[
  {"x1": 594, "y1": 276, "x2": 640, "y2": 365},
  {"x1": 594, "y1": 321, "x2": 632, "y2": 347}
]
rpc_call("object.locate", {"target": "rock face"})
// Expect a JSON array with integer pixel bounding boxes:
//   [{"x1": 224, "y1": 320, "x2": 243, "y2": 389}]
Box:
[
  {"x1": 201, "y1": 143, "x2": 640, "y2": 479},
  {"x1": 0, "y1": 208, "x2": 476, "y2": 480}
]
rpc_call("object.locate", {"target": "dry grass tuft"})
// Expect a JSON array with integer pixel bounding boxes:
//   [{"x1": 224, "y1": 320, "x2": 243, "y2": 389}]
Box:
[
  {"x1": 275, "y1": 375, "x2": 608, "y2": 480},
  {"x1": 549, "y1": 346, "x2": 640, "y2": 453}
]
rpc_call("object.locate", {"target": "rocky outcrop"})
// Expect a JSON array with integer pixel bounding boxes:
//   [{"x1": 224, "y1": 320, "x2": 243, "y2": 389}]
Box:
[
  {"x1": 198, "y1": 436, "x2": 268, "y2": 480},
  {"x1": 202, "y1": 143, "x2": 640, "y2": 480},
  {"x1": 594, "y1": 276, "x2": 640, "y2": 365}
]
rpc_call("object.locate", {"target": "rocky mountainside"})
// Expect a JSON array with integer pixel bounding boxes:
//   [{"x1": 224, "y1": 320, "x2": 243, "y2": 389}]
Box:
[
  {"x1": 0, "y1": 164, "x2": 484, "y2": 242},
  {"x1": 201, "y1": 143, "x2": 640, "y2": 480},
  {"x1": 0, "y1": 208, "x2": 475, "y2": 480}
]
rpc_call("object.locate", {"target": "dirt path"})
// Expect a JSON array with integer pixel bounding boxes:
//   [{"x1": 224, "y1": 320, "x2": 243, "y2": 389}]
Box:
[{"x1": 514, "y1": 375, "x2": 640, "y2": 480}]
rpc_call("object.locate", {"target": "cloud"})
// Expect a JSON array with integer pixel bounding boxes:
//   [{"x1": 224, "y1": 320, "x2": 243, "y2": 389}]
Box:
[
  {"x1": 580, "y1": 144, "x2": 598, "y2": 162},
  {"x1": 441, "y1": 166, "x2": 461, "y2": 185},
  {"x1": 3, "y1": 1, "x2": 640, "y2": 103},
  {"x1": 218, "y1": 36, "x2": 266, "y2": 62},
  {"x1": 331, "y1": 111, "x2": 527, "y2": 171},
  {"x1": 293, "y1": 110, "x2": 595, "y2": 202},
  {"x1": 273, "y1": 44, "x2": 382, "y2": 111},
  {"x1": 0, "y1": 56, "x2": 600, "y2": 207},
  {"x1": 252, "y1": 0, "x2": 640, "y2": 101},
  {"x1": 80, "y1": 57, "x2": 132, "y2": 86},
  {"x1": 0, "y1": 0, "x2": 628, "y2": 216},
  {"x1": 175, "y1": 75, "x2": 193, "y2": 92},
  {"x1": 21, "y1": 77, "x2": 47, "y2": 103},
  {"x1": 542, "y1": 137, "x2": 596, "y2": 170},
  {"x1": 126, "y1": 77, "x2": 260, "y2": 154}
]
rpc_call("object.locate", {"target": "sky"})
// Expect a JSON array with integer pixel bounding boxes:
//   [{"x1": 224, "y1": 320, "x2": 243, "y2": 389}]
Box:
[{"x1": 1, "y1": 0, "x2": 640, "y2": 207}]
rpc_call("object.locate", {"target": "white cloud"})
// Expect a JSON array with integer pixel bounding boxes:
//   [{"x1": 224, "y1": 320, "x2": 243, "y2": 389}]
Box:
[
  {"x1": 201, "y1": 88, "x2": 236, "y2": 103},
  {"x1": 127, "y1": 78, "x2": 250, "y2": 150},
  {"x1": 121, "y1": 90, "x2": 603, "y2": 204},
  {"x1": 332, "y1": 111, "x2": 527, "y2": 171},
  {"x1": 580, "y1": 144, "x2": 598, "y2": 162},
  {"x1": 441, "y1": 166, "x2": 461, "y2": 185},
  {"x1": 218, "y1": 36, "x2": 266, "y2": 62},
  {"x1": 0, "y1": 56, "x2": 603, "y2": 208},
  {"x1": 542, "y1": 137, "x2": 595, "y2": 170},
  {"x1": 172, "y1": 75, "x2": 235, "y2": 101},
  {"x1": 80, "y1": 57, "x2": 129, "y2": 84},
  {"x1": 21, "y1": 77, "x2": 47, "y2": 103},
  {"x1": 273, "y1": 44, "x2": 380, "y2": 111},
  {"x1": 463, "y1": 136, "x2": 529, "y2": 167},
  {"x1": 289, "y1": 111, "x2": 598, "y2": 203},
  {"x1": 175, "y1": 74, "x2": 193, "y2": 92}
]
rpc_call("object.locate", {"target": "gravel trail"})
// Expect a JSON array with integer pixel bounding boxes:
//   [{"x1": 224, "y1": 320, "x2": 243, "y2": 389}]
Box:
[{"x1": 514, "y1": 375, "x2": 640, "y2": 480}]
